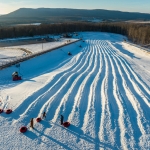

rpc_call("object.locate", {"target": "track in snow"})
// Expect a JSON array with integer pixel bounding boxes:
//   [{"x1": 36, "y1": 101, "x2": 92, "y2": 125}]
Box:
[{"x1": 0, "y1": 36, "x2": 150, "y2": 150}]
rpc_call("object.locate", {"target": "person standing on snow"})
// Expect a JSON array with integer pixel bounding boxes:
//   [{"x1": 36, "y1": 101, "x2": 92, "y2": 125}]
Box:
[
  {"x1": 60, "y1": 115, "x2": 64, "y2": 125},
  {"x1": 42, "y1": 112, "x2": 46, "y2": 119},
  {"x1": 30, "y1": 118, "x2": 34, "y2": 129}
]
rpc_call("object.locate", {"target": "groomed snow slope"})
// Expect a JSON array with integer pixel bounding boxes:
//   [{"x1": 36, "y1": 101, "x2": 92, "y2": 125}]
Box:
[{"x1": 0, "y1": 32, "x2": 150, "y2": 150}]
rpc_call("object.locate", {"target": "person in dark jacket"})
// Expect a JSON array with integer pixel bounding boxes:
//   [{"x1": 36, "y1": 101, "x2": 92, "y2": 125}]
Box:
[
  {"x1": 30, "y1": 118, "x2": 34, "y2": 129},
  {"x1": 68, "y1": 52, "x2": 72, "y2": 55},
  {"x1": 12, "y1": 71, "x2": 18, "y2": 78},
  {"x1": 42, "y1": 112, "x2": 46, "y2": 119},
  {"x1": 60, "y1": 115, "x2": 64, "y2": 125}
]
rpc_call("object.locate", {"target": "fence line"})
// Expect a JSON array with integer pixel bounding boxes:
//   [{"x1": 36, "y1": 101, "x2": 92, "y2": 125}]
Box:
[{"x1": 0, "y1": 39, "x2": 81, "y2": 70}]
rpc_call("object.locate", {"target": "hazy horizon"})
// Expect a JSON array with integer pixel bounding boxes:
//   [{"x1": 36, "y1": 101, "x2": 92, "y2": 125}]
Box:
[{"x1": 0, "y1": 0, "x2": 150, "y2": 15}]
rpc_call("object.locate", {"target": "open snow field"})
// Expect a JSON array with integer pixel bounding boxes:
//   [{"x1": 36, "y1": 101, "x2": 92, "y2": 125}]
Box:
[{"x1": 0, "y1": 32, "x2": 150, "y2": 150}]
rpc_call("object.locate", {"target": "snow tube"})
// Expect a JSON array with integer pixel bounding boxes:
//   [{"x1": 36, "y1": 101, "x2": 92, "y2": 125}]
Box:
[
  {"x1": 6, "y1": 109, "x2": 12, "y2": 114},
  {"x1": 0, "y1": 109, "x2": 3, "y2": 113},
  {"x1": 20, "y1": 126, "x2": 27, "y2": 133},
  {"x1": 63, "y1": 122, "x2": 70, "y2": 127},
  {"x1": 18, "y1": 76, "x2": 22, "y2": 80},
  {"x1": 13, "y1": 76, "x2": 22, "y2": 81},
  {"x1": 36, "y1": 117, "x2": 41, "y2": 122}
]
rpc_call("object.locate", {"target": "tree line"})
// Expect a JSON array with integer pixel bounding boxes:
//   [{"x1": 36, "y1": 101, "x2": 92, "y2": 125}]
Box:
[{"x1": 0, "y1": 22, "x2": 150, "y2": 45}]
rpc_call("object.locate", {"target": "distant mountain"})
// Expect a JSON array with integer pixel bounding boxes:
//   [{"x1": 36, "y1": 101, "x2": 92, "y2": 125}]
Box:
[
  {"x1": 0, "y1": 8, "x2": 150, "y2": 25},
  {"x1": 2, "y1": 8, "x2": 150, "y2": 19}
]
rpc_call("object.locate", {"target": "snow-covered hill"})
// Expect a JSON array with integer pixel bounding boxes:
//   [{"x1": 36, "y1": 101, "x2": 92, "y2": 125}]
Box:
[{"x1": 0, "y1": 32, "x2": 149, "y2": 150}]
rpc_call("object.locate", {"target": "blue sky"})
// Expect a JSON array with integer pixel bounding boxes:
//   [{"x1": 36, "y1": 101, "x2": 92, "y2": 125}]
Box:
[{"x1": 0, "y1": 0, "x2": 150, "y2": 14}]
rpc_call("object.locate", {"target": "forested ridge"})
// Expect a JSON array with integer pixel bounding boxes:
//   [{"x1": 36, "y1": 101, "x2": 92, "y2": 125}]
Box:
[
  {"x1": 0, "y1": 22, "x2": 150, "y2": 45},
  {"x1": 2, "y1": 8, "x2": 150, "y2": 19}
]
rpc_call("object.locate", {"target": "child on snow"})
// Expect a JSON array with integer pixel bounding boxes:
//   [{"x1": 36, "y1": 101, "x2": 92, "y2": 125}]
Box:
[{"x1": 30, "y1": 118, "x2": 34, "y2": 129}]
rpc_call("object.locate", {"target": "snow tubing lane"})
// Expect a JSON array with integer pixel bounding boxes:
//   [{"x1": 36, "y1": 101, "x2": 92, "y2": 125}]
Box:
[
  {"x1": 63, "y1": 122, "x2": 70, "y2": 127},
  {"x1": 6, "y1": 109, "x2": 12, "y2": 114},
  {"x1": 36, "y1": 117, "x2": 42, "y2": 122},
  {"x1": 20, "y1": 127, "x2": 27, "y2": 133},
  {"x1": 0, "y1": 109, "x2": 3, "y2": 113}
]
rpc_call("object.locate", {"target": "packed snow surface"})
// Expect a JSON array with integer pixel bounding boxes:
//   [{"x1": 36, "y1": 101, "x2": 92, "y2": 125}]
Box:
[{"x1": 0, "y1": 32, "x2": 150, "y2": 150}]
